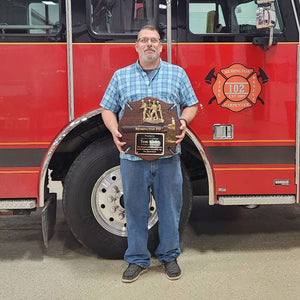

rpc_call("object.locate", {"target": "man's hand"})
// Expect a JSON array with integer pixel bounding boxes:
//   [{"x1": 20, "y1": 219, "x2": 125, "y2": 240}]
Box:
[
  {"x1": 176, "y1": 119, "x2": 187, "y2": 144},
  {"x1": 111, "y1": 128, "x2": 126, "y2": 154},
  {"x1": 101, "y1": 109, "x2": 126, "y2": 154},
  {"x1": 175, "y1": 104, "x2": 198, "y2": 144}
]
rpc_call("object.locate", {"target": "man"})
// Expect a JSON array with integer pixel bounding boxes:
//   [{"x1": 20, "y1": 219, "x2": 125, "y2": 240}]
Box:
[{"x1": 101, "y1": 25, "x2": 198, "y2": 283}]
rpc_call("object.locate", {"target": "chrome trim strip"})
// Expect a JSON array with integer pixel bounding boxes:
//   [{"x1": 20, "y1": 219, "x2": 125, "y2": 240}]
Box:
[
  {"x1": 65, "y1": 0, "x2": 74, "y2": 122},
  {"x1": 166, "y1": 0, "x2": 172, "y2": 63},
  {"x1": 186, "y1": 129, "x2": 215, "y2": 205},
  {"x1": 0, "y1": 200, "x2": 36, "y2": 209},
  {"x1": 39, "y1": 109, "x2": 102, "y2": 207},
  {"x1": 291, "y1": 0, "x2": 300, "y2": 203},
  {"x1": 218, "y1": 195, "x2": 295, "y2": 205}
]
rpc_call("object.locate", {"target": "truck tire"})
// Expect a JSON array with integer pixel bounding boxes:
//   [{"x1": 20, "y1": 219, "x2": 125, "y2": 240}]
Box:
[{"x1": 63, "y1": 138, "x2": 193, "y2": 259}]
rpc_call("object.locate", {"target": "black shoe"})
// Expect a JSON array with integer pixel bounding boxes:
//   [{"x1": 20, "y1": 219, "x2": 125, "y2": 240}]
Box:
[
  {"x1": 162, "y1": 259, "x2": 182, "y2": 280},
  {"x1": 122, "y1": 263, "x2": 147, "y2": 283}
]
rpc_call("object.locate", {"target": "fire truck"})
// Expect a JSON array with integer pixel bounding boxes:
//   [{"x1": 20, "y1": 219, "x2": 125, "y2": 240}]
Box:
[{"x1": 0, "y1": 0, "x2": 299, "y2": 258}]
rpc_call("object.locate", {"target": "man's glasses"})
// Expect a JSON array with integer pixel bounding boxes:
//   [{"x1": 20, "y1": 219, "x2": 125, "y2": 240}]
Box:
[{"x1": 137, "y1": 37, "x2": 160, "y2": 44}]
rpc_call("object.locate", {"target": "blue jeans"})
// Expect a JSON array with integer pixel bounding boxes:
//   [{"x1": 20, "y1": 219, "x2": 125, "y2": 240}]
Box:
[{"x1": 120, "y1": 155, "x2": 183, "y2": 268}]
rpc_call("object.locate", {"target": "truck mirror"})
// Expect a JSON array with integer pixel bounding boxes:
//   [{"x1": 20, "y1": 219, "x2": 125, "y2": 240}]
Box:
[{"x1": 254, "y1": 0, "x2": 277, "y2": 50}]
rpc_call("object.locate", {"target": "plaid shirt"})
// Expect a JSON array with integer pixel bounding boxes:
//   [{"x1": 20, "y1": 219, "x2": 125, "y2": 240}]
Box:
[{"x1": 100, "y1": 59, "x2": 199, "y2": 160}]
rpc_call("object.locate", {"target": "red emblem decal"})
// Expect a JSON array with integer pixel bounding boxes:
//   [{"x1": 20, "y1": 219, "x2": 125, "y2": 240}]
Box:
[{"x1": 205, "y1": 63, "x2": 268, "y2": 112}]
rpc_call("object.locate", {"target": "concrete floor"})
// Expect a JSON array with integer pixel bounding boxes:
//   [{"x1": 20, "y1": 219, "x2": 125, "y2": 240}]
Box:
[{"x1": 1, "y1": 197, "x2": 300, "y2": 300}]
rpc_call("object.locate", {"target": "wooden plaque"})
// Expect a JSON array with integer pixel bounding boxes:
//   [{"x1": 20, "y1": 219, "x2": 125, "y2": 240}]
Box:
[{"x1": 118, "y1": 98, "x2": 181, "y2": 160}]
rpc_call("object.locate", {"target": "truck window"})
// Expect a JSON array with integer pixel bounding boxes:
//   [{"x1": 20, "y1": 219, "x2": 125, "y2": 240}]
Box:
[
  {"x1": 189, "y1": 3, "x2": 226, "y2": 34},
  {"x1": 89, "y1": 0, "x2": 164, "y2": 37},
  {"x1": 187, "y1": 0, "x2": 283, "y2": 36},
  {"x1": 235, "y1": 0, "x2": 283, "y2": 34},
  {"x1": 0, "y1": 0, "x2": 60, "y2": 35}
]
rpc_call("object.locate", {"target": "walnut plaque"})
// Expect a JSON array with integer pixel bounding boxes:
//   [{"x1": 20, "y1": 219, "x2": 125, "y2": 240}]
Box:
[{"x1": 118, "y1": 98, "x2": 181, "y2": 160}]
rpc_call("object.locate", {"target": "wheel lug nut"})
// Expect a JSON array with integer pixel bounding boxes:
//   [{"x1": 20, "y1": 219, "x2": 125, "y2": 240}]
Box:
[
  {"x1": 113, "y1": 185, "x2": 119, "y2": 194},
  {"x1": 110, "y1": 205, "x2": 119, "y2": 213},
  {"x1": 109, "y1": 196, "x2": 115, "y2": 202},
  {"x1": 118, "y1": 212, "x2": 125, "y2": 220}
]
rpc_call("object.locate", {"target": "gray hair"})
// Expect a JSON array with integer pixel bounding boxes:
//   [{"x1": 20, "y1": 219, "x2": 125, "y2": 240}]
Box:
[{"x1": 137, "y1": 25, "x2": 160, "y2": 40}]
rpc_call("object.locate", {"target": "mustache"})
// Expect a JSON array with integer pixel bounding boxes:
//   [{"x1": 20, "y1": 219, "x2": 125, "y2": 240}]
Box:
[{"x1": 144, "y1": 46, "x2": 156, "y2": 52}]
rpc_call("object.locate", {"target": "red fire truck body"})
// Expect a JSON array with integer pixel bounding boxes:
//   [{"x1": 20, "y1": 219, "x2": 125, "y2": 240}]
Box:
[
  {"x1": 0, "y1": 0, "x2": 299, "y2": 257},
  {"x1": 1, "y1": 43, "x2": 296, "y2": 198}
]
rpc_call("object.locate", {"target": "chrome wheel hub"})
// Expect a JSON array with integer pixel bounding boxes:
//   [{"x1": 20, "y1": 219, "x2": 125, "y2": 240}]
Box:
[{"x1": 91, "y1": 166, "x2": 158, "y2": 237}]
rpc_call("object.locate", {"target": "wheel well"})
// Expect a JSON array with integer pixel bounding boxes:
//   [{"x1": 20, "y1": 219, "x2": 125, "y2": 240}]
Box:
[
  {"x1": 181, "y1": 137, "x2": 209, "y2": 196},
  {"x1": 49, "y1": 114, "x2": 110, "y2": 182}
]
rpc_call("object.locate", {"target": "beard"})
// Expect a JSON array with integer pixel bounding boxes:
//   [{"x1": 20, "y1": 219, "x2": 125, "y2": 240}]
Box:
[{"x1": 139, "y1": 46, "x2": 160, "y2": 63}]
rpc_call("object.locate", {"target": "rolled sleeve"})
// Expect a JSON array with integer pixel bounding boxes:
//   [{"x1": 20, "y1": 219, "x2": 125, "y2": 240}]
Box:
[
  {"x1": 179, "y1": 70, "x2": 199, "y2": 108},
  {"x1": 100, "y1": 73, "x2": 121, "y2": 113}
]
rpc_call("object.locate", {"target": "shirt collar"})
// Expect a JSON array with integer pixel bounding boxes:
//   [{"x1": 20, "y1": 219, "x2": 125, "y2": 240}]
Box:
[{"x1": 135, "y1": 58, "x2": 162, "y2": 73}]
